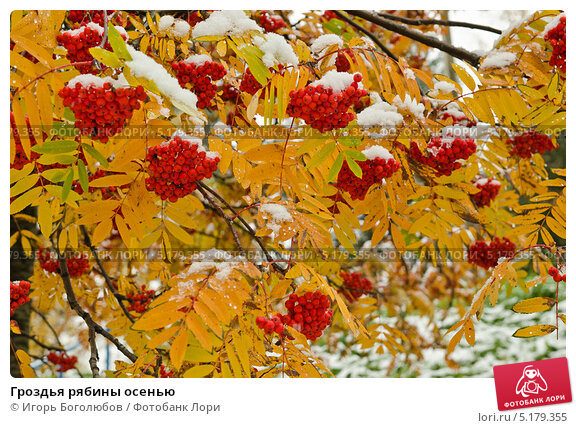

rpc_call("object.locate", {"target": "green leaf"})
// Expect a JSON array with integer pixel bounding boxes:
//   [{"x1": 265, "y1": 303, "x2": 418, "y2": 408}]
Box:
[
  {"x1": 77, "y1": 159, "x2": 89, "y2": 193},
  {"x1": 306, "y1": 141, "x2": 335, "y2": 170},
  {"x1": 32, "y1": 140, "x2": 79, "y2": 154},
  {"x1": 50, "y1": 120, "x2": 77, "y2": 138},
  {"x1": 322, "y1": 21, "x2": 343, "y2": 35},
  {"x1": 107, "y1": 23, "x2": 132, "y2": 60},
  {"x1": 61, "y1": 168, "x2": 74, "y2": 202},
  {"x1": 343, "y1": 149, "x2": 366, "y2": 162},
  {"x1": 338, "y1": 135, "x2": 361, "y2": 148},
  {"x1": 37, "y1": 154, "x2": 77, "y2": 165},
  {"x1": 240, "y1": 46, "x2": 271, "y2": 86},
  {"x1": 41, "y1": 168, "x2": 69, "y2": 183},
  {"x1": 63, "y1": 107, "x2": 76, "y2": 122},
  {"x1": 82, "y1": 143, "x2": 109, "y2": 167},
  {"x1": 345, "y1": 157, "x2": 362, "y2": 179},
  {"x1": 327, "y1": 152, "x2": 345, "y2": 182},
  {"x1": 89, "y1": 47, "x2": 123, "y2": 68}
]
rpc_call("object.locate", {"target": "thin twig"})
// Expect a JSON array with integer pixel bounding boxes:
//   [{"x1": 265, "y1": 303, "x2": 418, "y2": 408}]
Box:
[
  {"x1": 333, "y1": 11, "x2": 398, "y2": 61},
  {"x1": 196, "y1": 184, "x2": 249, "y2": 260},
  {"x1": 81, "y1": 225, "x2": 135, "y2": 322},
  {"x1": 18, "y1": 333, "x2": 63, "y2": 352},
  {"x1": 196, "y1": 182, "x2": 287, "y2": 274},
  {"x1": 55, "y1": 227, "x2": 138, "y2": 363},
  {"x1": 11, "y1": 61, "x2": 93, "y2": 99},
  {"x1": 377, "y1": 12, "x2": 502, "y2": 34},
  {"x1": 345, "y1": 10, "x2": 482, "y2": 67},
  {"x1": 30, "y1": 306, "x2": 64, "y2": 348}
]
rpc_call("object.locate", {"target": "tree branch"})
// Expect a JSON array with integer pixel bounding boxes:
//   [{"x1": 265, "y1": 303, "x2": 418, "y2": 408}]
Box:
[
  {"x1": 333, "y1": 11, "x2": 398, "y2": 61},
  {"x1": 81, "y1": 225, "x2": 135, "y2": 323},
  {"x1": 55, "y1": 227, "x2": 138, "y2": 363},
  {"x1": 99, "y1": 10, "x2": 109, "y2": 48},
  {"x1": 18, "y1": 333, "x2": 62, "y2": 352},
  {"x1": 345, "y1": 10, "x2": 482, "y2": 68},
  {"x1": 30, "y1": 306, "x2": 64, "y2": 348},
  {"x1": 196, "y1": 182, "x2": 287, "y2": 274},
  {"x1": 376, "y1": 12, "x2": 502, "y2": 34},
  {"x1": 196, "y1": 184, "x2": 249, "y2": 261},
  {"x1": 87, "y1": 325, "x2": 100, "y2": 378}
]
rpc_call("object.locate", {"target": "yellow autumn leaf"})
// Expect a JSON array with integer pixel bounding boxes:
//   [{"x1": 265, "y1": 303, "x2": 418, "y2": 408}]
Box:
[
  {"x1": 512, "y1": 297, "x2": 556, "y2": 314},
  {"x1": 513, "y1": 324, "x2": 556, "y2": 338},
  {"x1": 132, "y1": 310, "x2": 185, "y2": 331},
  {"x1": 183, "y1": 364, "x2": 215, "y2": 378},
  {"x1": 170, "y1": 327, "x2": 189, "y2": 371}
]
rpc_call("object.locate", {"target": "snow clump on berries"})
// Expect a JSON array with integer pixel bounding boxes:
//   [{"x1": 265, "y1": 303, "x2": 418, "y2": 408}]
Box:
[
  {"x1": 254, "y1": 33, "x2": 299, "y2": 67},
  {"x1": 393, "y1": 94, "x2": 425, "y2": 119},
  {"x1": 125, "y1": 45, "x2": 202, "y2": 120},
  {"x1": 357, "y1": 100, "x2": 404, "y2": 130},
  {"x1": 192, "y1": 10, "x2": 262, "y2": 38}
]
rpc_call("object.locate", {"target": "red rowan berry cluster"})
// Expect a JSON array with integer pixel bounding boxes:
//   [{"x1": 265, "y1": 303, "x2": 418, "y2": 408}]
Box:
[
  {"x1": 257, "y1": 11, "x2": 286, "y2": 33},
  {"x1": 353, "y1": 95, "x2": 370, "y2": 113},
  {"x1": 548, "y1": 267, "x2": 566, "y2": 283},
  {"x1": 468, "y1": 237, "x2": 516, "y2": 269},
  {"x1": 59, "y1": 76, "x2": 146, "y2": 143},
  {"x1": 256, "y1": 314, "x2": 285, "y2": 335},
  {"x1": 281, "y1": 292, "x2": 333, "y2": 341},
  {"x1": 408, "y1": 137, "x2": 476, "y2": 177},
  {"x1": 287, "y1": 72, "x2": 367, "y2": 133},
  {"x1": 187, "y1": 11, "x2": 210, "y2": 26},
  {"x1": 327, "y1": 191, "x2": 349, "y2": 215},
  {"x1": 240, "y1": 66, "x2": 285, "y2": 97},
  {"x1": 239, "y1": 68, "x2": 263, "y2": 95},
  {"x1": 322, "y1": 11, "x2": 338, "y2": 21},
  {"x1": 545, "y1": 15, "x2": 566, "y2": 73},
  {"x1": 10, "y1": 280, "x2": 31, "y2": 316},
  {"x1": 339, "y1": 272, "x2": 373, "y2": 302},
  {"x1": 335, "y1": 149, "x2": 400, "y2": 200},
  {"x1": 67, "y1": 10, "x2": 114, "y2": 26},
  {"x1": 126, "y1": 285, "x2": 155, "y2": 313},
  {"x1": 145, "y1": 133, "x2": 220, "y2": 202},
  {"x1": 158, "y1": 365, "x2": 173, "y2": 378},
  {"x1": 57, "y1": 23, "x2": 125, "y2": 74},
  {"x1": 37, "y1": 248, "x2": 91, "y2": 277},
  {"x1": 472, "y1": 177, "x2": 501, "y2": 208},
  {"x1": 46, "y1": 352, "x2": 78, "y2": 373},
  {"x1": 220, "y1": 83, "x2": 240, "y2": 101},
  {"x1": 10, "y1": 113, "x2": 41, "y2": 170},
  {"x1": 172, "y1": 56, "x2": 227, "y2": 109},
  {"x1": 507, "y1": 131, "x2": 555, "y2": 159},
  {"x1": 440, "y1": 111, "x2": 477, "y2": 127},
  {"x1": 335, "y1": 48, "x2": 356, "y2": 72}
]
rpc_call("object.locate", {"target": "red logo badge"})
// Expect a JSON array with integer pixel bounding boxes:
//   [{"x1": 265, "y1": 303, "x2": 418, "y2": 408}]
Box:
[{"x1": 493, "y1": 357, "x2": 572, "y2": 411}]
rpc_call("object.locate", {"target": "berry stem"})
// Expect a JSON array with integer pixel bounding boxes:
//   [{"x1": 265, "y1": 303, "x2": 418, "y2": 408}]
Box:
[{"x1": 11, "y1": 61, "x2": 93, "y2": 99}]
